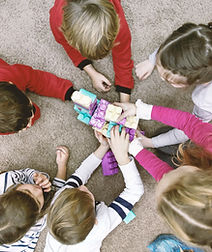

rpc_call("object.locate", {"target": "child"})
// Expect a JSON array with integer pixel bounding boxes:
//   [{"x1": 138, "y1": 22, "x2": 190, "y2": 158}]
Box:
[
  {"x1": 0, "y1": 58, "x2": 74, "y2": 134},
  {"x1": 44, "y1": 128, "x2": 143, "y2": 251},
  {"x1": 135, "y1": 22, "x2": 212, "y2": 149},
  {"x1": 0, "y1": 146, "x2": 69, "y2": 252},
  {"x1": 49, "y1": 0, "x2": 134, "y2": 102},
  {"x1": 118, "y1": 99, "x2": 212, "y2": 247}
]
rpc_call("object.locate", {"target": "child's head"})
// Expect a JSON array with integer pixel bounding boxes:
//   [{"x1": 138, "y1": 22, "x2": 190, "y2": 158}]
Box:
[
  {"x1": 47, "y1": 186, "x2": 96, "y2": 245},
  {"x1": 0, "y1": 184, "x2": 43, "y2": 244},
  {"x1": 156, "y1": 22, "x2": 212, "y2": 87},
  {"x1": 156, "y1": 144, "x2": 212, "y2": 247},
  {"x1": 61, "y1": 0, "x2": 119, "y2": 60},
  {"x1": 0, "y1": 82, "x2": 34, "y2": 133}
]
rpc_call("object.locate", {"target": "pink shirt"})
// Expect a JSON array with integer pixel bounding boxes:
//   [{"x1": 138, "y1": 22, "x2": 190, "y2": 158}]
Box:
[{"x1": 135, "y1": 106, "x2": 212, "y2": 181}]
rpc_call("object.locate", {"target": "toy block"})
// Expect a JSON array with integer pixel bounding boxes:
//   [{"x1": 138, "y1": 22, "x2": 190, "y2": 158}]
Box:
[
  {"x1": 102, "y1": 150, "x2": 119, "y2": 176},
  {"x1": 105, "y1": 104, "x2": 122, "y2": 122},
  {"x1": 123, "y1": 210, "x2": 136, "y2": 224},
  {"x1": 89, "y1": 99, "x2": 109, "y2": 129},
  {"x1": 71, "y1": 91, "x2": 92, "y2": 110},
  {"x1": 93, "y1": 122, "x2": 109, "y2": 137},
  {"x1": 124, "y1": 116, "x2": 139, "y2": 130},
  {"x1": 106, "y1": 121, "x2": 123, "y2": 138},
  {"x1": 125, "y1": 128, "x2": 136, "y2": 141},
  {"x1": 77, "y1": 112, "x2": 91, "y2": 125}
]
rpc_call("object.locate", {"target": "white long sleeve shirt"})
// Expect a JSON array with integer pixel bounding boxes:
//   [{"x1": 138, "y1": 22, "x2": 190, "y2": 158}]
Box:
[
  {"x1": 0, "y1": 168, "x2": 63, "y2": 252},
  {"x1": 148, "y1": 50, "x2": 212, "y2": 147},
  {"x1": 44, "y1": 153, "x2": 144, "y2": 252}
]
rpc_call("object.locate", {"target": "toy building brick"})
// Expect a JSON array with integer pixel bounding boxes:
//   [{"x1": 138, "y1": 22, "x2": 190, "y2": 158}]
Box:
[{"x1": 71, "y1": 89, "x2": 141, "y2": 175}]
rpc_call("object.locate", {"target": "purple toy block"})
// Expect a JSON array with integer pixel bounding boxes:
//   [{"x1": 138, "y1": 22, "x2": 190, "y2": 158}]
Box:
[
  {"x1": 125, "y1": 128, "x2": 136, "y2": 141},
  {"x1": 102, "y1": 150, "x2": 119, "y2": 176},
  {"x1": 89, "y1": 99, "x2": 109, "y2": 129}
]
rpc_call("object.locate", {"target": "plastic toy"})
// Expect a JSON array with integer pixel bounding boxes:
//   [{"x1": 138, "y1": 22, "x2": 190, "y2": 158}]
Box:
[
  {"x1": 102, "y1": 151, "x2": 119, "y2": 176},
  {"x1": 71, "y1": 89, "x2": 140, "y2": 176}
]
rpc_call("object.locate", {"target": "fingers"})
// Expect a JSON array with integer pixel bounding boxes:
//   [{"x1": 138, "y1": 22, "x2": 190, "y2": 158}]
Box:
[
  {"x1": 56, "y1": 146, "x2": 69, "y2": 155},
  {"x1": 34, "y1": 173, "x2": 51, "y2": 191},
  {"x1": 117, "y1": 111, "x2": 128, "y2": 122}
]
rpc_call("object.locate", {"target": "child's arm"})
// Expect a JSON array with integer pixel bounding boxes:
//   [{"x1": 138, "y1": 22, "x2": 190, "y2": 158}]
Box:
[
  {"x1": 52, "y1": 146, "x2": 69, "y2": 191},
  {"x1": 0, "y1": 168, "x2": 51, "y2": 194},
  {"x1": 135, "y1": 49, "x2": 158, "y2": 80},
  {"x1": 0, "y1": 59, "x2": 74, "y2": 101},
  {"x1": 101, "y1": 127, "x2": 143, "y2": 234},
  {"x1": 115, "y1": 100, "x2": 212, "y2": 152},
  {"x1": 64, "y1": 131, "x2": 109, "y2": 188},
  {"x1": 129, "y1": 137, "x2": 174, "y2": 181}
]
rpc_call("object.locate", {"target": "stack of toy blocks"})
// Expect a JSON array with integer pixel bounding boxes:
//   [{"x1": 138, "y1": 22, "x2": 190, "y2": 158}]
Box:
[{"x1": 71, "y1": 89, "x2": 139, "y2": 176}]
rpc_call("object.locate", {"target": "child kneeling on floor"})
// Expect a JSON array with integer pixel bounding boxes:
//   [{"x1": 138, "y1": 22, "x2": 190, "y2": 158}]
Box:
[{"x1": 44, "y1": 128, "x2": 144, "y2": 252}]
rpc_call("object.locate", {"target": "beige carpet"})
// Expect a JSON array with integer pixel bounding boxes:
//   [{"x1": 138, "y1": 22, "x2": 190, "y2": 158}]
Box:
[{"x1": 0, "y1": 0, "x2": 211, "y2": 251}]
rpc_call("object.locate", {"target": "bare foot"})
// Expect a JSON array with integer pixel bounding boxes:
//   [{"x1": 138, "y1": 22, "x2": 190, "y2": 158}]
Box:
[{"x1": 55, "y1": 146, "x2": 69, "y2": 180}]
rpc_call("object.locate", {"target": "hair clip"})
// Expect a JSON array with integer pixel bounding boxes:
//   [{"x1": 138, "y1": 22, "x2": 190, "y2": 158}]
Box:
[{"x1": 208, "y1": 22, "x2": 212, "y2": 29}]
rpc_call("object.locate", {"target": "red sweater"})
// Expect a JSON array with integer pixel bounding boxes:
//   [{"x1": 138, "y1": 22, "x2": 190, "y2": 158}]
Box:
[
  {"x1": 135, "y1": 106, "x2": 212, "y2": 181},
  {"x1": 0, "y1": 58, "x2": 73, "y2": 134},
  {"x1": 49, "y1": 0, "x2": 134, "y2": 94}
]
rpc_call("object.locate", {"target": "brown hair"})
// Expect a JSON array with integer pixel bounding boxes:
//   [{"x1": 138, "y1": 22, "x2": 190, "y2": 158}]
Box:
[
  {"x1": 157, "y1": 22, "x2": 212, "y2": 85},
  {"x1": 0, "y1": 184, "x2": 40, "y2": 244},
  {"x1": 47, "y1": 188, "x2": 96, "y2": 245},
  {"x1": 61, "y1": 0, "x2": 119, "y2": 60},
  {"x1": 0, "y1": 82, "x2": 33, "y2": 133},
  {"x1": 174, "y1": 142, "x2": 212, "y2": 170}
]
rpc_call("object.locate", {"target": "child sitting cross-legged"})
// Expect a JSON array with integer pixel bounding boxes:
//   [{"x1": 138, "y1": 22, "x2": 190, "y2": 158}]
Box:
[
  {"x1": 44, "y1": 128, "x2": 144, "y2": 252},
  {"x1": 0, "y1": 146, "x2": 69, "y2": 252}
]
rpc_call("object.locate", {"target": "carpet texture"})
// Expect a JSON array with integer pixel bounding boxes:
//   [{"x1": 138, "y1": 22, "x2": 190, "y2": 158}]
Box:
[{"x1": 0, "y1": 0, "x2": 211, "y2": 251}]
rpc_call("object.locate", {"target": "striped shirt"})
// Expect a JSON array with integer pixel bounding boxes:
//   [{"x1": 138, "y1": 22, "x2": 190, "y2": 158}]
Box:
[
  {"x1": 0, "y1": 168, "x2": 64, "y2": 252},
  {"x1": 45, "y1": 153, "x2": 144, "y2": 252}
]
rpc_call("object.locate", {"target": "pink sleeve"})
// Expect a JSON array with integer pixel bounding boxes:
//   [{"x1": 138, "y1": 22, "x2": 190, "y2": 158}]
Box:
[
  {"x1": 135, "y1": 149, "x2": 173, "y2": 182},
  {"x1": 151, "y1": 106, "x2": 212, "y2": 153}
]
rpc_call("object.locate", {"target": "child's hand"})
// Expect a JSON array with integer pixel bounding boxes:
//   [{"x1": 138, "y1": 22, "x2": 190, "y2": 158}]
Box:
[
  {"x1": 113, "y1": 102, "x2": 136, "y2": 122},
  {"x1": 94, "y1": 130, "x2": 109, "y2": 148},
  {"x1": 109, "y1": 126, "x2": 130, "y2": 166},
  {"x1": 33, "y1": 173, "x2": 51, "y2": 192},
  {"x1": 136, "y1": 130, "x2": 154, "y2": 148},
  {"x1": 135, "y1": 59, "x2": 155, "y2": 80},
  {"x1": 56, "y1": 146, "x2": 69, "y2": 180},
  {"x1": 91, "y1": 72, "x2": 111, "y2": 92}
]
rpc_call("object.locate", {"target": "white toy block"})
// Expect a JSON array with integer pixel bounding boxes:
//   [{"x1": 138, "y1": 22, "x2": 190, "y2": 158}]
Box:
[
  {"x1": 71, "y1": 91, "x2": 92, "y2": 109},
  {"x1": 105, "y1": 104, "x2": 122, "y2": 122},
  {"x1": 125, "y1": 116, "x2": 139, "y2": 129}
]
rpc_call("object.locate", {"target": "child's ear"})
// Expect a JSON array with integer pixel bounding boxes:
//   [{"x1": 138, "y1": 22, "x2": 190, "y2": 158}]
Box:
[{"x1": 95, "y1": 219, "x2": 98, "y2": 225}]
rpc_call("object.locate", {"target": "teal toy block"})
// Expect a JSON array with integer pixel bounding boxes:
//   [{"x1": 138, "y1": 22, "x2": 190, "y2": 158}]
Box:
[
  {"x1": 106, "y1": 122, "x2": 123, "y2": 138},
  {"x1": 80, "y1": 88, "x2": 97, "y2": 103},
  {"x1": 123, "y1": 210, "x2": 136, "y2": 224},
  {"x1": 77, "y1": 112, "x2": 91, "y2": 125}
]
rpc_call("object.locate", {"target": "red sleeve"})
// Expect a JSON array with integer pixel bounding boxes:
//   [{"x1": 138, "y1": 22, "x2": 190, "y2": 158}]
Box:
[
  {"x1": 135, "y1": 149, "x2": 173, "y2": 182},
  {"x1": 111, "y1": 0, "x2": 134, "y2": 91},
  {"x1": 0, "y1": 59, "x2": 73, "y2": 101},
  {"x1": 151, "y1": 106, "x2": 212, "y2": 154},
  {"x1": 49, "y1": 0, "x2": 88, "y2": 67}
]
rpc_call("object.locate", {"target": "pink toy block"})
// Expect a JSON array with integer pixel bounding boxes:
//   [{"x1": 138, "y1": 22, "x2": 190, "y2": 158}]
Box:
[
  {"x1": 102, "y1": 150, "x2": 119, "y2": 176},
  {"x1": 89, "y1": 99, "x2": 109, "y2": 129}
]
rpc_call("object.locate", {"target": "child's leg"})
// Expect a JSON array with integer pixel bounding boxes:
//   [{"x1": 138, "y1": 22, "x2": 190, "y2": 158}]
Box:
[{"x1": 55, "y1": 146, "x2": 69, "y2": 180}]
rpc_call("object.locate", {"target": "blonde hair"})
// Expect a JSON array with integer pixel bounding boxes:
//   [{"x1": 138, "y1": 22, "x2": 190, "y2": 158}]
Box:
[
  {"x1": 0, "y1": 184, "x2": 40, "y2": 244},
  {"x1": 157, "y1": 169, "x2": 212, "y2": 247},
  {"x1": 61, "y1": 0, "x2": 119, "y2": 60},
  {"x1": 47, "y1": 188, "x2": 96, "y2": 245}
]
